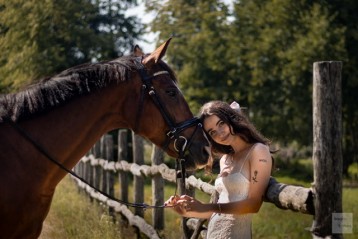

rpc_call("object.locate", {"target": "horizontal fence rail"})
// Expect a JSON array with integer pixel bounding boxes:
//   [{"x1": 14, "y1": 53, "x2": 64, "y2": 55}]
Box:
[{"x1": 78, "y1": 154, "x2": 215, "y2": 194}]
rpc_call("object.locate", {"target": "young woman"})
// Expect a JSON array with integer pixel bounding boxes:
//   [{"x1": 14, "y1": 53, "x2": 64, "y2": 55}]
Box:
[{"x1": 165, "y1": 100, "x2": 274, "y2": 238}]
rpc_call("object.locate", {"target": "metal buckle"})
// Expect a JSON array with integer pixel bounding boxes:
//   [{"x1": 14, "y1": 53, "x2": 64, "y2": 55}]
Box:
[
  {"x1": 166, "y1": 128, "x2": 177, "y2": 139},
  {"x1": 174, "y1": 136, "x2": 188, "y2": 152}
]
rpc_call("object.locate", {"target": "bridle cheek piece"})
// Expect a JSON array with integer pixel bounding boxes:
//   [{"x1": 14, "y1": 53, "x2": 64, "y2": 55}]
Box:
[{"x1": 134, "y1": 57, "x2": 203, "y2": 195}]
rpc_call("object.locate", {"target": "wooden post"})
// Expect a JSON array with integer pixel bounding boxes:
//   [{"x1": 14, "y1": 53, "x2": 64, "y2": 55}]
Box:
[
  {"x1": 81, "y1": 155, "x2": 86, "y2": 180},
  {"x1": 105, "y1": 134, "x2": 115, "y2": 216},
  {"x1": 93, "y1": 141, "x2": 101, "y2": 190},
  {"x1": 132, "y1": 132, "x2": 145, "y2": 217},
  {"x1": 118, "y1": 129, "x2": 129, "y2": 203},
  {"x1": 85, "y1": 153, "x2": 92, "y2": 184},
  {"x1": 151, "y1": 145, "x2": 164, "y2": 230},
  {"x1": 311, "y1": 61, "x2": 343, "y2": 238},
  {"x1": 104, "y1": 135, "x2": 114, "y2": 195},
  {"x1": 75, "y1": 161, "x2": 83, "y2": 193},
  {"x1": 87, "y1": 151, "x2": 93, "y2": 186},
  {"x1": 100, "y1": 136, "x2": 107, "y2": 192}
]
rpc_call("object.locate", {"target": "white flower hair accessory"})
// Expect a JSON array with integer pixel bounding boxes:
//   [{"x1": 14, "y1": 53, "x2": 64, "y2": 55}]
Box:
[{"x1": 230, "y1": 101, "x2": 241, "y2": 112}]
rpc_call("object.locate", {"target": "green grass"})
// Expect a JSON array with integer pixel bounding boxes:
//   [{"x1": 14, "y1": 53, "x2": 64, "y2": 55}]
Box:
[
  {"x1": 39, "y1": 176, "x2": 134, "y2": 239},
  {"x1": 342, "y1": 188, "x2": 358, "y2": 239},
  {"x1": 42, "y1": 171, "x2": 357, "y2": 239}
]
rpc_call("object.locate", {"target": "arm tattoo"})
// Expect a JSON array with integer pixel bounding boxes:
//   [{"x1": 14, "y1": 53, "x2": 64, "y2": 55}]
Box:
[
  {"x1": 259, "y1": 159, "x2": 268, "y2": 163},
  {"x1": 252, "y1": 170, "x2": 258, "y2": 183}
]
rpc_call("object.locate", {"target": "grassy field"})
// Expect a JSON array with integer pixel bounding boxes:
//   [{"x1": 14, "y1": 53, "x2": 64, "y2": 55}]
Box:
[
  {"x1": 40, "y1": 164, "x2": 357, "y2": 239},
  {"x1": 39, "y1": 176, "x2": 131, "y2": 239}
]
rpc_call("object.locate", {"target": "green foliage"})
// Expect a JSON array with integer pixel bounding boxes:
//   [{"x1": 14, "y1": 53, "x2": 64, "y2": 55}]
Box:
[
  {"x1": 146, "y1": 0, "x2": 237, "y2": 113},
  {"x1": 273, "y1": 158, "x2": 314, "y2": 183},
  {"x1": 228, "y1": 0, "x2": 346, "y2": 145},
  {"x1": 325, "y1": 0, "x2": 358, "y2": 175},
  {"x1": 0, "y1": 0, "x2": 142, "y2": 92},
  {"x1": 348, "y1": 162, "x2": 358, "y2": 180},
  {"x1": 146, "y1": 0, "x2": 357, "y2": 173}
]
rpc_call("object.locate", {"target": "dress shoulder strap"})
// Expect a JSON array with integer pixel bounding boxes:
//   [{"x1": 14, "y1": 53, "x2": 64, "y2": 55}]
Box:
[{"x1": 239, "y1": 143, "x2": 258, "y2": 173}]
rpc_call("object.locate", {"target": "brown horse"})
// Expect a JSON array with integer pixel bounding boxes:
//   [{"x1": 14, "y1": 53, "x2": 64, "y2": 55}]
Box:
[{"x1": 0, "y1": 39, "x2": 209, "y2": 239}]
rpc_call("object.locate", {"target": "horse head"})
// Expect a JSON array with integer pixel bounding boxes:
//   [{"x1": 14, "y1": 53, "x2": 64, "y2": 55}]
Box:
[{"x1": 129, "y1": 38, "x2": 210, "y2": 170}]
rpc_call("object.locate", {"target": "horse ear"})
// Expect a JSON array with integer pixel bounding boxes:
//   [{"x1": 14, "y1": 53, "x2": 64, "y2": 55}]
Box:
[
  {"x1": 142, "y1": 37, "x2": 172, "y2": 68},
  {"x1": 133, "y1": 45, "x2": 144, "y2": 57}
]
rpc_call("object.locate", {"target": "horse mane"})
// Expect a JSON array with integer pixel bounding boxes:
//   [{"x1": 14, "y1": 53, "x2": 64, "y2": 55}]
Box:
[{"x1": 0, "y1": 55, "x2": 177, "y2": 123}]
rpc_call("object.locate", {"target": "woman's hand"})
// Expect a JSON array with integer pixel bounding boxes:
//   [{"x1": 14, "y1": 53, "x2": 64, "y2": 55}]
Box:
[
  {"x1": 176, "y1": 195, "x2": 205, "y2": 212},
  {"x1": 164, "y1": 195, "x2": 186, "y2": 215},
  {"x1": 165, "y1": 195, "x2": 214, "y2": 218}
]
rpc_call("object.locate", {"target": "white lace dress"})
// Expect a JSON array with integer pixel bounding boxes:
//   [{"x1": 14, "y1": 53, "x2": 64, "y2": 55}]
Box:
[{"x1": 206, "y1": 149, "x2": 254, "y2": 239}]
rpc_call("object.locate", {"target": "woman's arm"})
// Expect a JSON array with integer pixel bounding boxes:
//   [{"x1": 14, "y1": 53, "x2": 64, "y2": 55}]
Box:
[
  {"x1": 218, "y1": 143, "x2": 272, "y2": 214},
  {"x1": 165, "y1": 144, "x2": 272, "y2": 217},
  {"x1": 171, "y1": 144, "x2": 272, "y2": 217}
]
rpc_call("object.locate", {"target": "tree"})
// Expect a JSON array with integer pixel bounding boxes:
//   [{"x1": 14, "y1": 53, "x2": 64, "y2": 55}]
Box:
[
  {"x1": 230, "y1": 0, "x2": 357, "y2": 173},
  {"x1": 146, "y1": 0, "x2": 235, "y2": 113},
  {"x1": 0, "y1": 0, "x2": 142, "y2": 92},
  {"x1": 147, "y1": 0, "x2": 356, "y2": 174},
  {"x1": 229, "y1": 0, "x2": 346, "y2": 145},
  {"x1": 324, "y1": 0, "x2": 358, "y2": 174}
]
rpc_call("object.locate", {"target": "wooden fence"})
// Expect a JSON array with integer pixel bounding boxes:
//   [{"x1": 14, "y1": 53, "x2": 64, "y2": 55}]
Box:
[
  {"x1": 73, "y1": 130, "x2": 216, "y2": 238},
  {"x1": 73, "y1": 61, "x2": 343, "y2": 238}
]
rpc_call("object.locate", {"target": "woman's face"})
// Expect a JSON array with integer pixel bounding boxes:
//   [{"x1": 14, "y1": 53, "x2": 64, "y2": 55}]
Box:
[{"x1": 203, "y1": 115, "x2": 233, "y2": 145}]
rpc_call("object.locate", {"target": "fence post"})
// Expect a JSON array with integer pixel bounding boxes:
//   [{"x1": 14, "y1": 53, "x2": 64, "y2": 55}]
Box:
[
  {"x1": 100, "y1": 136, "x2": 107, "y2": 192},
  {"x1": 132, "y1": 132, "x2": 145, "y2": 217},
  {"x1": 118, "y1": 129, "x2": 129, "y2": 203},
  {"x1": 311, "y1": 61, "x2": 343, "y2": 238},
  {"x1": 85, "y1": 152, "x2": 92, "y2": 185},
  {"x1": 87, "y1": 150, "x2": 94, "y2": 186},
  {"x1": 151, "y1": 145, "x2": 164, "y2": 230},
  {"x1": 74, "y1": 161, "x2": 82, "y2": 194},
  {"x1": 93, "y1": 141, "x2": 101, "y2": 191},
  {"x1": 105, "y1": 134, "x2": 115, "y2": 216}
]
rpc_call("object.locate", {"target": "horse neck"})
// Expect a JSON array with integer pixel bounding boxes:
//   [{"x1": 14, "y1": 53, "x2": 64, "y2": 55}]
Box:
[{"x1": 20, "y1": 82, "x2": 130, "y2": 187}]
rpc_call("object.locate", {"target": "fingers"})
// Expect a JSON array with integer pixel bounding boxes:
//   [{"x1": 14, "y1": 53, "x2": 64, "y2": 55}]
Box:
[
  {"x1": 183, "y1": 202, "x2": 192, "y2": 211},
  {"x1": 164, "y1": 195, "x2": 195, "y2": 212},
  {"x1": 164, "y1": 195, "x2": 180, "y2": 207},
  {"x1": 179, "y1": 195, "x2": 193, "y2": 200},
  {"x1": 177, "y1": 196, "x2": 195, "y2": 211},
  {"x1": 177, "y1": 195, "x2": 194, "y2": 204},
  {"x1": 165, "y1": 195, "x2": 192, "y2": 204}
]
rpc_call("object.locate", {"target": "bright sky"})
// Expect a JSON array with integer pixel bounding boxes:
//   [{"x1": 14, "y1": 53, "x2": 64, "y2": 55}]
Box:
[
  {"x1": 126, "y1": 0, "x2": 234, "y2": 53},
  {"x1": 125, "y1": 0, "x2": 157, "y2": 53}
]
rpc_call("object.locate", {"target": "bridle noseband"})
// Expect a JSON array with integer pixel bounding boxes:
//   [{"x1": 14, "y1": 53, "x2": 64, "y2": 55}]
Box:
[{"x1": 5, "y1": 57, "x2": 204, "y2": 209}]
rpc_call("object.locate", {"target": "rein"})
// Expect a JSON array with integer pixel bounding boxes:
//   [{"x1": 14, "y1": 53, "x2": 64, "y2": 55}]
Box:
[
  {"x1": 5, "y1": 59, "x2": 203, "y2": 210},
  {"x1": 6, "y1": 118, "x2": 162, "y2": 209}
]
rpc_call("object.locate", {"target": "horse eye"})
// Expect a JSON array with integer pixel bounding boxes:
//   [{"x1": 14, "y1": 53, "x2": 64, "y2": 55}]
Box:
[{"x1": 166, "y1": 89, "x2": 177, "y2": 97}]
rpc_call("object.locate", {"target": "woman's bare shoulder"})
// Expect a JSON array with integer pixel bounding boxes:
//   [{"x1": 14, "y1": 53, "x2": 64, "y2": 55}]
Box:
[{"x1": 251, "y1": 143, "x2": 271, "y2": 159}]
